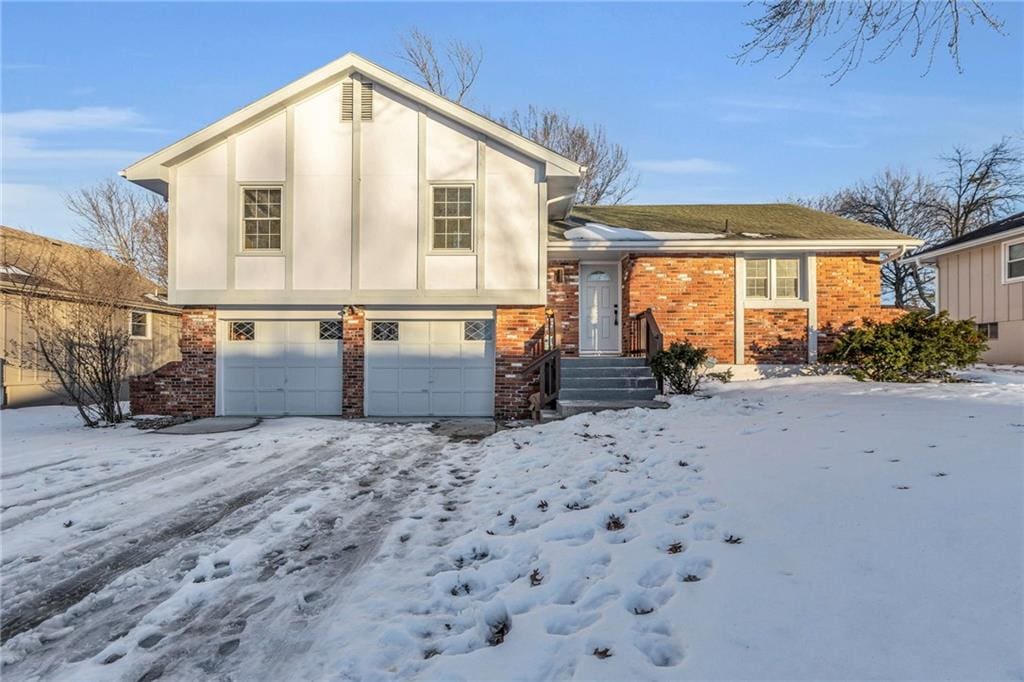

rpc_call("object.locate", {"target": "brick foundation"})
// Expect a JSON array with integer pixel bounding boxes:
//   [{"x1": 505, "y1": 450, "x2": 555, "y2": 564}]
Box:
[
  {"x1": 622, "y1": 254, "x2": 736, "y2": 363},
  {"x1": 129, "y1": 307, "x2": 216, "y2": 417},
  {"x1": 341, "y1": 306, "x2": 365, "y2": 418},
  {"x1": 547, "y1": 260, "x2": 580, "y2": 357},
  {"x1": 494, "y1": 306, "x2": 547, "y2": 420},
  {"x1": 745, "y1": 308, "x2": 809, "y2": 363}
]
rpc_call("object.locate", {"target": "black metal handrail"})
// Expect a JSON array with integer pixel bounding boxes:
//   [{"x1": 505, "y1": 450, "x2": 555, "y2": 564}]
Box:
[{"x1": 626, "y1": 307, "x2": 664, "y2": 391}]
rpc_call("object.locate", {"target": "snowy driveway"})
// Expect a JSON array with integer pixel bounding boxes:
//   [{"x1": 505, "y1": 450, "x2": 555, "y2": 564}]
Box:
[
  {"x1": 2, "y1": 413, "x2": 455, "y2": 680},
  {"x1": 2, "y1": 375, "x2": 1022, "y2": 681}
]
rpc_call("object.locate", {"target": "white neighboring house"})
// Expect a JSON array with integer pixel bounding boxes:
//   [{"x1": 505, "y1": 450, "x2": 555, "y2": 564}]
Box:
[{"x1": 911, "y1": 212, "x2": 1024, "y2": 364}]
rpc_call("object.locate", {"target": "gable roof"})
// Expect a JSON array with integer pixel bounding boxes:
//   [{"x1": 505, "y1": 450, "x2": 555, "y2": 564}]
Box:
[
  {"x1": 121, "y1": 52, "x2": 583, "y2": 198},
  {"x1": 549, "y1": 204, "x2": 918, "y2": 243},
  {"x1": 912, "y1": 211, "x2": 1024, "y2": 261},
  {"x1": 0, "y1": 225, "x2": 175, "y2": 313}
]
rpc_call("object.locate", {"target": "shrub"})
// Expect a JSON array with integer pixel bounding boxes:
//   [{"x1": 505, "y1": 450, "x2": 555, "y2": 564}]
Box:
[
  {"x1": 824, "y1": 311, "x2": 986, "y2": 382},
  {"x1": 650, "y1": 341, "x2": 732, "y2": 395}
]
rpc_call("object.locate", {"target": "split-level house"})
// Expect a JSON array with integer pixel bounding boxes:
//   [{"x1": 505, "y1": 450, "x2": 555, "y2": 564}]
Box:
[{"x1": 124, "y1": 54, "x2": 920, "y2": 420}]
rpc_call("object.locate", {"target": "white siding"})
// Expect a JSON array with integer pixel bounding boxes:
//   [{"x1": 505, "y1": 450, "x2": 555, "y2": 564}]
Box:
[
  {"x1": 235, "y1": 256, "x2": 286, "y2": 290},
  {"x1": 176, "y1": 143, "x2": 228, "y2": 290},
  {"x1": 426, "y1": 113, "x2": 477, "y2": 181},
  {"x1": 235, "y1": 112, "x2": 286, "y2": 182},
  {"x1": 293, "y1": 85, "x2": 352, "y2": 290},
  {"x1": 359, "y1": 85, "x2": 418, "y2": 290},
  {"x1": 484, "y1": 143, "x2": 539, "y2": 290},
  {"x1": 425, "y1": 254, "x2": 476, "y2": 289}
]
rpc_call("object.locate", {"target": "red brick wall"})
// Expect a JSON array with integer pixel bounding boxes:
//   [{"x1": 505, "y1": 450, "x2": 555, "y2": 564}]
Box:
[
  {"x1": 745, "y1": 309, "x2": 808, "y2": 363},
  {"x1": 494, "y1": 306, "x2": 547, "y2": 420},
  {"x1": 129, "y1": 307, "x2": 216, "y2": 417},
  {"x1": 622, "y1": 254, "x2": 736, "y2": 363},
  {"x1": 816, "y1": 252, "x2": 889, "y2": 355},
  {"x1": 342, "y1": 306, "x2": 365, "y2": 418},
  {"x1": 547, "y1": 260, "x2": 580, "y2": 357}
]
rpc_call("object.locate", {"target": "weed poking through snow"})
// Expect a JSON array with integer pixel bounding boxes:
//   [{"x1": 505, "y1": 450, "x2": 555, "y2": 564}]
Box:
[
  {"x1": 508, "y1": 514, "x2": 517, "y2": 527},
  {"x1": 593, "y1": 647, "x2": 613, "y2": 659},
  {"x1": 606, "y1": 514, "x2": 625, "y2": 531},
  {"x1": 423, "y1": 648, "x2": 440, "y2": 659},
  {"x1": 667, "y1": 542, "x2": 685, "y2": 554},
  {"x1": 537, "y1": 500, "x2": 548, "y2": 511},
  {"x1": 530, "y1": 568, "x2": 543, "y2": 587},
  {"x1": 678, "y1": 460, "x2": 689, "y2": 467},
  {"x1": 633, "y1": 606, "x2": 655, "y2": 615},
  {"x1": 682, "y1": 574, "x2": 702, "y2": 582},
  {"x1": 487, "y1": 617, "x2": 510, "y2": 646},
  {"x1": 723, "y1": 535, "x2": 743, "y2": 544}
]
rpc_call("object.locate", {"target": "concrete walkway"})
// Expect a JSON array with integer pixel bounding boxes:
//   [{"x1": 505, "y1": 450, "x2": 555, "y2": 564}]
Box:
[{"x1": 159, "y1": 417, "x2": 260, "y2": 435}]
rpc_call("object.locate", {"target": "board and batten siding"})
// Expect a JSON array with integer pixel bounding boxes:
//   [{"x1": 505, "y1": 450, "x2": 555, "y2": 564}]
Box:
[
  {"x1": 169, "y1": 77, "x2": 546, "y2": 306},
  {"x1": 937, "y1": 241, "x2": 1024, "y2": 363}
]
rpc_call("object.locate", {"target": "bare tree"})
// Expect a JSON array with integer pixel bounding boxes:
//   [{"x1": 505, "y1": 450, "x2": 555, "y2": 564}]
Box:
[
  {"x1": 737, "y1": 0, "x2": 1006, "y2": 83},
  {"x1": 6, "y1": 240, "x2": 141, "y2": 426},
  {"x1": 503, "y1": 106, "x2": 638, "y2": 205},
  {"x1": 66, "y1": 179, "x2": 168, "y2": 288},
  {"x1": 929, "y1": 137, "x2": 1024, "y2": 239},
  {"x1": 396, "y1": 28, "x2": 482, "y2": 104}
]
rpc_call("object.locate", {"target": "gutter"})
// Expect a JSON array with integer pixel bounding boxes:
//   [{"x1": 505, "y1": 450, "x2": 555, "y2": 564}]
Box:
[{"x1": 547, "y1": 238, "x2": 924, "y2": 254}]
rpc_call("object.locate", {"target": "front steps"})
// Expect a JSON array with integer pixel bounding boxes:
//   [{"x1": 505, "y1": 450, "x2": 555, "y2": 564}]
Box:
[{"x1": 556, "y1": 356, "x2": 667, "y2": 417}]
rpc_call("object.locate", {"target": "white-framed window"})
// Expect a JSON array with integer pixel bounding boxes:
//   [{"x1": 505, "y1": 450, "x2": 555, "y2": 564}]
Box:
[
  {"x1": 976, "y1": 322, "x2": 999, "y2": 340},
  {"x1": 229, "y1": 321, "x2": 256, "y2": 341},
  {"x1": 129, "y1": 310, "x2": 150, "y2": 339},
  {"x1": 241, "y1": 187, "x2": 283, "y2": 251},
  {"x1": 431, "y1": 185, "x2": 473, "y2": 250},
  {"x1": 1005, "y1": 239, "x2": 1024, "y2": 283},
  {"x1": 371, "y1": 321, "x2": 399, "y2": 342},
  {"x1": 318, "y1": 320, "x2": 343, "y2": 341},
  {"x1": 463, "y1": 320, "x2": 492, "y2": 341},
  {"x1": 745, "y1": 257, "x2": 803, "y2": 301}
]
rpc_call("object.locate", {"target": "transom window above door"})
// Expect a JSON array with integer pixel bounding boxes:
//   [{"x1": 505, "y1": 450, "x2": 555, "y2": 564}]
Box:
[
  {"x1": 431, "y1": 186, "x2": 473, "y2": 250},
  {"x1": 242, "y1": 187, "x2": 282, "y2": 250},
  {"x1": 745, "y1": 257, "x2": 803, "y2": 301},
  {"x1": 586, "y1": 271, "x2": 611, "y2": 282}
]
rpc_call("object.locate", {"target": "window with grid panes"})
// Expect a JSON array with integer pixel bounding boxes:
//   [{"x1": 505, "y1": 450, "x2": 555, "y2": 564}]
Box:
[
  {"x1": 775, "y1": 258, "x2": 800, "y2": 298},
  {"x1": 242, "y1": 188, "x2": 282, "y2": 250},
  {"x1": 432, "y1": 186, "x2": 473, "y2": 250},
  {"x1": 745, "y1": 259, "x2": 769, "y2": 298}
]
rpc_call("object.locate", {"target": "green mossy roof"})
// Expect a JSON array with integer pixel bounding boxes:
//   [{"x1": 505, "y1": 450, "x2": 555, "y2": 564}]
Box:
[{"x1": 549, "y1": 204, "x2": 912, "y2": 241}]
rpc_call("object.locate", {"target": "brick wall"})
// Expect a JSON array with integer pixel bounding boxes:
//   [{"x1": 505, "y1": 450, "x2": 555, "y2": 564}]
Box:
[
  {"x1": 547, "y1": 260, "x2": 580, "y2": 357},
  {"x1": 745, "y1": 308, "x2": 808, "y2": 363},
  {"x1": 816, "y1": 252, "x2": 888, "y2": 355},
  {"x1": 494, "y1": 306, "x2": 547, "y2": 420},
  {"x1": 342, "y1": 306, "x2": 365, "y2": 418},
  {"x1": 129, "y1": 307, "x2": 216, "y2": 417},
  {"x1": 622, "y1": 254, "x2": 736, "y2": 363}
]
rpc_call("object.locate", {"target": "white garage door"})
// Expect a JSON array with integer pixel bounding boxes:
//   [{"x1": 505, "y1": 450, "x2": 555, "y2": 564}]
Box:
[
  {"x1": 220, "y1": 319, "x2": 343, "y2": 416},
  {"x1": 365, "y1": 319, "x2": 494, "y2": 417}
]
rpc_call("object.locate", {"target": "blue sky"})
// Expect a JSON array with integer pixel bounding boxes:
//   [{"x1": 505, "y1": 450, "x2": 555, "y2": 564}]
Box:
[{"x1": 2, "y1": 2, "x2": 1022, "y2": 240}]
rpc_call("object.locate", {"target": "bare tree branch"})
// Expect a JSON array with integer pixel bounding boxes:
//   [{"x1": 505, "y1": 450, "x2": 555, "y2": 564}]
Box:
[
  {"x1": 396, "y1": 28, "x2": 483, "y2": 104},
  {"x1": 65, "y1": 179, "x2": 168, "y2": 287},
  {"x1": 502, "y1": 106, "x2": 638, "y2": 205},
  {"x1": 737, "y1": 1, "x2": 1006, "y2": 83},
  {"x1": 929, "y1": 137, "x2": 1024, "y2": 238}
]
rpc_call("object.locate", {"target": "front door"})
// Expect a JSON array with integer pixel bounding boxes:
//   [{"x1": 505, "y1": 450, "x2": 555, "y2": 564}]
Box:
[{"x1": 579, "y1": 264, "x2": 619, "y2": 353}]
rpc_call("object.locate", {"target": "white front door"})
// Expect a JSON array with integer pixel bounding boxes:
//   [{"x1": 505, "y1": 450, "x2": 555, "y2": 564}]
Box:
[{"x1": 579, "y1": 263, "x2": 619, "y2": 354}]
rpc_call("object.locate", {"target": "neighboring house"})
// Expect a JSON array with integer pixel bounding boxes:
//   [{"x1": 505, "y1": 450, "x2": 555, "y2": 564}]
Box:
[
  {"x1": 0, "y1": 226, "x2": 181, "y2": 408},
  {"x1": 122, "y1": 53, "x2": 919, "y2": 420},
  {"x1": 910, "y1": 212, "x2": 1024, "y2": 364}
]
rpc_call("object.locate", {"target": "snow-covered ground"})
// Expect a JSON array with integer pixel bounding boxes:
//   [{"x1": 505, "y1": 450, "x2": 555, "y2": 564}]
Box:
[{"x1": 2, "y1": 376, "x2": 1021, "y2": 680}]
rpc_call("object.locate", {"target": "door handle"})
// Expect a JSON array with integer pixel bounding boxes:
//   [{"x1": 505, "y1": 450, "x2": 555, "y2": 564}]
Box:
[{"x1": 613, "y1": 304, "x2": 619, "y2": 326}]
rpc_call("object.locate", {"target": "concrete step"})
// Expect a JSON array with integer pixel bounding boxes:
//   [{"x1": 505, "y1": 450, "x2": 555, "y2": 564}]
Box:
[
  {"x1": 562, "y1": 366, "x2": 653, "y2": 379},
  {"x1": 561, "y1": 376, "x2": 657, "y2": 389},
  {"x1": 562, "y1": 356, "x2": 647, "y2": 368},
  {"x1": 558, "y1": 387, "x2": 659, "y2": 402},
  {"x1": 557, "y1": 399, "x2": 669, "y2": 417}
]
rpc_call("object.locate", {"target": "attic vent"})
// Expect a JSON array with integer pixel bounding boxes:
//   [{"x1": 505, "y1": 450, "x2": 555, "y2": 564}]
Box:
[
  {"x1": 360, "y1": 82, "x2": 373, "y2": 121},
  {"x1": 341, "y1": 81, "x2": 354, "y2": 121}
]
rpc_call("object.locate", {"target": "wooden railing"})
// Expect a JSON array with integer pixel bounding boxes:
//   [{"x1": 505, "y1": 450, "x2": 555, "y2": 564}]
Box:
[
  {"x1": 626, "y1": 307, "x2": 664, "y2": 392},
  {"x1": 523, "y1": 310, "x2": 561, "y2": 420}
]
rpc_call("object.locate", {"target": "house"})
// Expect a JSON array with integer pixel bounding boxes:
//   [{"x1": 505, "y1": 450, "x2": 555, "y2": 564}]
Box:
[
  {"x1": 122, "y1": 53, "x2": 919, "y2": 420},
  {"x1": 1, "y1": 226, "x2": 181, "y2": 408},
  {"x1": 910, "y1": 212, "x2": 1024, "y2": 364}
]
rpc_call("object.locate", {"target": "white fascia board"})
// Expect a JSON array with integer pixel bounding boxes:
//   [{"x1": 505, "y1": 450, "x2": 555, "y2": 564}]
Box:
[
  {"x1": 907, "y1": 226, "x2": 1024, "y2": 263},
  {"x1": 122, "y1": 53, "x2": 582, "y2": 193},
  {"x1": 547, "y1": 238, "x2": 923, "y2": 255}
]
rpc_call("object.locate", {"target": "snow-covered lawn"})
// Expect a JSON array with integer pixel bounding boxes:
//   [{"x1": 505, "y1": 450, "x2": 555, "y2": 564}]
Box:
[{"x1": 2, "y1": 376, "x2": 1021, "y2": 680}]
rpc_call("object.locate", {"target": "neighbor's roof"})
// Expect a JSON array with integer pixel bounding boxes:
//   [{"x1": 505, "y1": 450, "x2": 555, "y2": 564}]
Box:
[
  {"x1": 549, "y1": 204, "x2": 917, "y2": 242},
  {"x1": 912, "y1": 211, "x2": 1024, "y2": 260},
  {"x1": 122, "y1": 52, "x2": 583, "y2": 197},
  {"x1": 0, "y1": 225, "x2": 176, "y2": 312}
]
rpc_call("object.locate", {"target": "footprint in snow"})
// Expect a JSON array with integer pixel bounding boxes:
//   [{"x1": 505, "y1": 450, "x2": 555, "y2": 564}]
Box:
[{"x1": 698, "y1": 498, "x2": 725, "y2": 512}]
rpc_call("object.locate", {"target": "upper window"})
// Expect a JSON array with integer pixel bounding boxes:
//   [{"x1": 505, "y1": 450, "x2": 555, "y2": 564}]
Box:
[
  {"x1": 745, "y1": 257, "x2": 802, "y2": 301},
  {"x1": 242, "y1": 188, "x2": 282, "y2": 250},
  {"x1": 1007, "y1": 241, "x2": 1024, "y2": 282},
  {"x1": 130, "y1": 311, "x2": 150, "y2": 339},
  {"x1": 432, "y1": 186, "x2": 473, "y2": 250}
]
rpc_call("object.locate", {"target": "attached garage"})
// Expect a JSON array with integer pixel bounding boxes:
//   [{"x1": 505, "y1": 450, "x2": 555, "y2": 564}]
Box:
[
  {"x1": 219, "y1": 318, "x2": 343, "y2": 416},
  {"x1": 365, "y1": 317, "x2": 495, "y2": 417}
]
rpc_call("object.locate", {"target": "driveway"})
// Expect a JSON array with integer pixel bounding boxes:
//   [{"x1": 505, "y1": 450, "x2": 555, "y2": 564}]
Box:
[{"x1": 1, "y1": 412, "x2": 457, "y2": 680}]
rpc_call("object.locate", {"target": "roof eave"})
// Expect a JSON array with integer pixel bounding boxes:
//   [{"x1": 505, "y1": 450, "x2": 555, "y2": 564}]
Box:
[
  {"x1": 548, "y1": 238, "x2": 924, "y2": 253},
  {"x1": 908, "y1": 225, "x2": 1024, "y2": 263}
]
